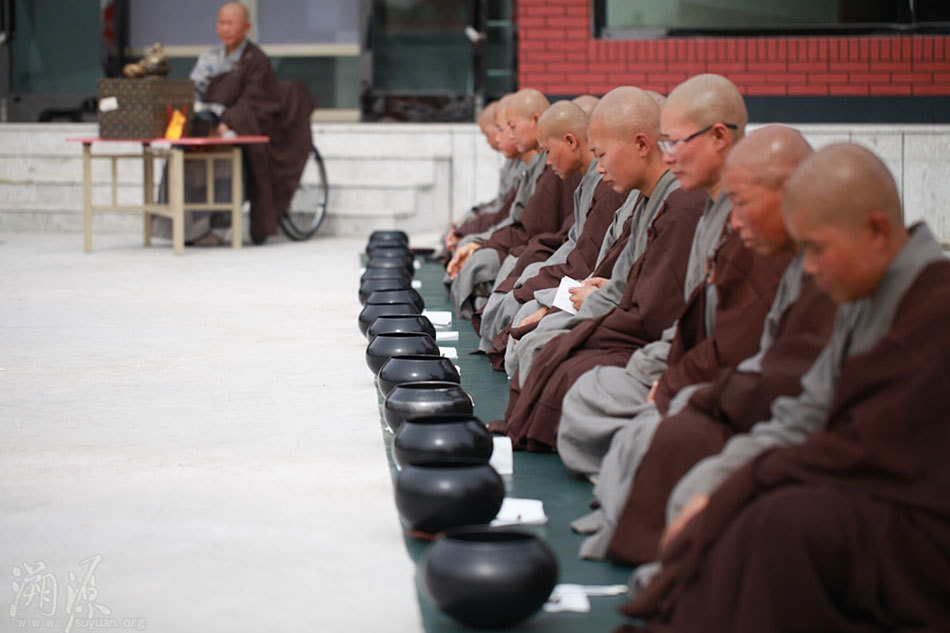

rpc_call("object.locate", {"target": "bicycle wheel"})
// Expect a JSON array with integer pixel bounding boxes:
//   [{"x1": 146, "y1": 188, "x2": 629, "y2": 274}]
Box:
[{"x1": 280, "y1": 145, "x2": 329, "y2": 240}]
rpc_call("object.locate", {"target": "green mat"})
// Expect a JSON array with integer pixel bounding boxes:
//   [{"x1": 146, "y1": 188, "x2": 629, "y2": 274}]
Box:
[{"x1": 371, "y1": 258, "x2": 636, "y2": 633}]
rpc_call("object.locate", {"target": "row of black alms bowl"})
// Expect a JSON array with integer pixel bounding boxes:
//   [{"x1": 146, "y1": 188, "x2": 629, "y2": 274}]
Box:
[
  {"x1": 366, "y1": 332, "x2": 439, "y2": 375},
  {"x1": 365, "y1": 288, "x2": 425, "y2": 312},
  {"x1": 358, "y1": 290, "x2": 425, "y2": 337},
  {"x1": 363, "y1": 232, "x2": 559, "y2": 630}
]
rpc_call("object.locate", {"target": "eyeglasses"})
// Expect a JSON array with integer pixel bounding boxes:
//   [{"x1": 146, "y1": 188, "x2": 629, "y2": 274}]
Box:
[{"x1": 657, "y1": 123, "x2": 738, "y2": 154}]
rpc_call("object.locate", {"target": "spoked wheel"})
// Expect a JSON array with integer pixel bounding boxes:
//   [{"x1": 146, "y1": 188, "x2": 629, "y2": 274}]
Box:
[{"x1": 279, "y1": 144, "x2": 329, "y2": 240}]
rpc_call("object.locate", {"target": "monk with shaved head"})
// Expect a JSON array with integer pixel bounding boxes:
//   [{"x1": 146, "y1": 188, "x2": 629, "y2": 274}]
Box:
[
  {"x1": 621, "y1": 142, "x2": 950, "y2": 633},
  {"x1": 576, "y1": 126, "x2": 836, "y2": 567},
  {"x1": 554, "y1": 74, "x2": 788, "y2": 475},
  {"x1": 448, "y1": 88, "x2": 582, "y2": 319},
  {"x1": 489, "y1": 86, "x2": 709, "y2": 451},
  {"x1": 572, "y1": 94, "x2": 600, "y2": 116},
  {"x1": 475, "y1": 99, "x2": 627, "y2": 360}
]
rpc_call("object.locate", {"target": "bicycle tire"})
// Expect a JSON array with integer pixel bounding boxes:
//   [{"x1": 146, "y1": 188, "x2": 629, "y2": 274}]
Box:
[{"x1": 280, "y1": 144, "x2": 329, "y2": 241}]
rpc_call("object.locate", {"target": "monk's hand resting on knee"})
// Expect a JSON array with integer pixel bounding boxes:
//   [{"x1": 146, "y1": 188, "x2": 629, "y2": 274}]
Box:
[
  {"x1": 518, "y1": 306, "x2": 549, "y2": 328},
  {"x1": 646, "y1": 380, "x2": 659, "y2": 403},
  {"x1": 447, "y1": 242, "x2": 482, "y2": 280},
  {"x1": 568, "y1": 277, "x2": 606, "y2": 310},
  {"x1": 660, "y1": 493, "x2": 709, "y2": 551}
]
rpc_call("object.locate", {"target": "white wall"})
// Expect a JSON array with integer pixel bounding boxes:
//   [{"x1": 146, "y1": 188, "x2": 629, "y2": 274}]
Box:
[{"x1": 0, "y1": 122, "x2": 947, "y2": 242}]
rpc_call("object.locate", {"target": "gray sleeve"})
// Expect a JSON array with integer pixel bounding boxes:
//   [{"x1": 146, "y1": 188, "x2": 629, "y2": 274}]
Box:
[
  {"x1": 623, "y1": 322, "x2": 677, "y2": 386},
  {"x1": 667, "y1": 341, "x2": 837, "y2": 520},
  {"x1": 190, "y1": 51, "x2": 217, "y2": 101},
  {"x1": 533, "y1": 287, "x2": 557, "y2": 308}
]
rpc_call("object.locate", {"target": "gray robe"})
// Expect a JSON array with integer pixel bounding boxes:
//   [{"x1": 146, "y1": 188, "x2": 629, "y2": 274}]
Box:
[
  {"x1": 568, "y1": 252, "x2": 808, "y2": 559},
  {"x1": 476, "y1": 160, "x2": 601, "y2": 352},
  {"x1": 449, "y1": 151, "x2": 547, "y2": 316},
  {"x1": 512, "y1": 171, "x2": 681, "y2": 382},
  {"x1": 627, "y1": 222, "x2": 945, "y2": 596}
]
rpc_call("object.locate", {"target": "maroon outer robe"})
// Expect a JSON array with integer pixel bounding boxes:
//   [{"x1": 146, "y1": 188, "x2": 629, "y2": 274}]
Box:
[
  {"x1": 651, "y1": 233, "x2": 793, "y2": 415},
  {"x1": 620, "y1": 260, "x2": 950, "y2": 633},
  {"x1": 488, "y1": 188, "x2": 707, "y2": 450},
  {"x1": 606, "y1": 272, "x2": 836, "y2": 565},
  {"x1": 505, "y1": 197, "x2": 640, "y2": 343},
  {"x1": 481, "y1": 166, "x2": 579, "y2": 260},
  {"x1": 481, "y1": 180, "x2": 627, "y2": 365},
  {"x1": 454, "y1": 180, "x2": 520, "y2": 237},
  {"x1": 205, "y1": 42, "x2": 316, "y2": 243}
]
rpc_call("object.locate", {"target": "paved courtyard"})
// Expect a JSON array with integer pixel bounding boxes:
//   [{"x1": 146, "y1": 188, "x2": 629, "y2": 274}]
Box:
[{"x1": 0, "y1": 232, "x2": 421, "y2": 632}]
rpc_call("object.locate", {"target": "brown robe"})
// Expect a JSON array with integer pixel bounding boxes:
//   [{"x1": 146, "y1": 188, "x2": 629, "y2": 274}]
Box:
[
  {"x1": 652, "y1": 234, "x2": 793, "y2": 415},
  {"x1": 482, "y1": 166, "x2": 580, "y2": 260},
  {"x1": 488, "y1": 188, "x2": 707, "y2": 450},
  {"x1": 205, "y1": 42, "x2": 316, "y2": 243},
  {"x1": 504, "y1": 199, "x2": 639, "y2": 343},
  {"x1": 620, "y1": 260, "x2": 950, "y2": 633},
  {"x1": 606, "y1": 272, "x2": 836, "y2": 565},
  {"x1": 481, "y1": 180, "x2": 628, "y2": 367}
]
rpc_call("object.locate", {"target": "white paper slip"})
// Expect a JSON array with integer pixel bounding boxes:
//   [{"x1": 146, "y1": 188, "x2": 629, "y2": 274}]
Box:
[
  {"x1": 413, "y1": 259, "x2": 422, "y2": 270},
  {"x1": 422, "y1": 310, "x2": 453, "y2": 327},
  {"x1": 552, "y1": 276, "x2": 583, "y2": 315},
  {"x1": 435, "y1": 330, "x2": 459, "y2": 342},
  {"x1": 490, "y1": 497, "x2": 547, "y2": 527},
  {"x1": 454, "y1": 364, "x2": 462, "y2": 376},
  {"x1": 489, "y1": 436, "x2": 513, "y2": 475},
  {"x1": 543, "y1": 585, "x2": 590, "y2": 613},
  {"x1": 411, "y1": 280, "x2": 422, "y2": 289},
  {"x1": 439, "y1": 347, "x2": 459, "y2": 360}
]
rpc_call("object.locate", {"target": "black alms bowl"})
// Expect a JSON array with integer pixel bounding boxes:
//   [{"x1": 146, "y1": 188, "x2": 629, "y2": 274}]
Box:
[
  {"x1": 377, "y1": 354, "x2": 460, "y2": 398},
  {"x1": 359, "y1": 278, "x2": 412, "y2": 306},
  {"x1": 358, "y1": 302, "x2": 420, "y2": 337},
  {"x1": 394, "y1": 461, "x2": 504, "y2": 534},
  {"x1": 366, "y1": 244, "x2": 412, "y2": 259},
  {"x1": 366, "y1": 255, "x2": 413, "y2": 276},
  {"x1": 393, "y1": 413, "x2": 491, "y2": 467},
  {"x1": 369, "y1": 230, "x2": 409, "y2": 245},
  {"x1": 383, "y1": 383, "x2": 474, "y2": 433},
  {"x1": 361, "y1": 266, "x2": 411, "y2": 285},
  {"x1": 421, "y1": 528, "x2": 559, "y2": 629},
  {"x1": 365, "y1": 332, "x2": 439, "y2": 375},
  {"x1": 365, "y1": 289, "x2": 425, "y2": 311},
  {"x1": 367, "y1": 314, "x2": 436, "y2": 342}
]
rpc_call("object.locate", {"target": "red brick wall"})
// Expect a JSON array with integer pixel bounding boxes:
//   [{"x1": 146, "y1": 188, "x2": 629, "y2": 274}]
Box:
[{"x1": 517, "y1": 0, "x2": 950, "y2": 97}]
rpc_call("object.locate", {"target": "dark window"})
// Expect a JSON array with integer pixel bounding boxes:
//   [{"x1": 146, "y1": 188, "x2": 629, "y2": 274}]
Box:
[{"x1": 595, "y1": 0, "x2": 950, "y2": 37}]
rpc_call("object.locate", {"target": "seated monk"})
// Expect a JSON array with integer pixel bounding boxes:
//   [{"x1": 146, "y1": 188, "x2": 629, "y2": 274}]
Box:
[
  {"x1": 572, "y1": 125, "x2": 836, "y2": 562},
  {"x1": 620, "y1": 143, "x2": 950, "y2": 633},
  {"x1": 499, "y1": 91, "x2": 672, "y2": 381},
  {"x1": 488, "y1": 86, "x2": 709, "y2": 451},
  {"x1": 552, "y1": 74, "x2": 788, "y2": 466},
  {"x1": 184, "y1": 2, "x2": 316, "y2": 245},
  {"x1": 475, "y1": 100, "x2": 627, "y2": 359},
  {"x1": 447, "y1": 90, "x2": 581, "y2": 318},
  {"x1": 443, "y1": 99, "x2": 525, "y2": 256}
]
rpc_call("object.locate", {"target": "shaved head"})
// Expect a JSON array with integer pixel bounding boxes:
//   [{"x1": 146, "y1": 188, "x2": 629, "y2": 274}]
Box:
[
  {"x1": 783, "y1": 143, "x2": 907, "y2": 302},
  {"x1": 785, "y1": 143, "x2": 902, "y2": 230},
  {"x1": 219, "y1": 2, "x2": 249, "y2": 22},
  {"x1": 572, "y1": 95, "x2": 600, "y2": 116},
  {"x1": 589, "y1": 86, "x2": 661, "y2": 141},
  {"x1": 479, "y1": 101, "x2": 498, "y2": 126},
  {"x1": 726, "y1": 125, "x2": 813, "y2": 190},
  {"x1": 646, "y1": 90, "x2": 666, "y2": 106},
  {"x1": 666, "y1": 73, "x2": 747, "y2": 134},
  {"x1": 724, "y1": 125, "x2": 813, "y2": 255},
  {"x1": 537, "y1": 101, "x2": 589, "y2": 142},
  {"x1": 507, "y1": 88, "x2": 550, "y2": 120}
]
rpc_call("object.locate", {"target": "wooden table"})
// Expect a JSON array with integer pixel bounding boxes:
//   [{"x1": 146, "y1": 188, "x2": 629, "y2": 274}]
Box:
[{"x1": 67, "y1": 135, "x2": 269, "y2": 255}]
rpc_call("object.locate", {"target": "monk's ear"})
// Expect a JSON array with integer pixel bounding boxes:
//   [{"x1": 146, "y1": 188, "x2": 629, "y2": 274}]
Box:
[
  {"x1": 865, "y1": 210, "x2": 893, "y2": 249},
  {"x1": 564, "y1": 132, "x2": 579, "y2": 151},
  {"x1": 709, "y1": 123, "x2": 733, "y2": 152},
  {"x1": 634, "y1": 132, "x2": 651, "y2": 156}
]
